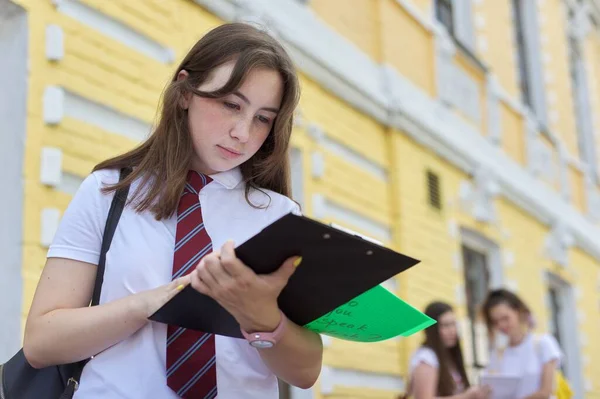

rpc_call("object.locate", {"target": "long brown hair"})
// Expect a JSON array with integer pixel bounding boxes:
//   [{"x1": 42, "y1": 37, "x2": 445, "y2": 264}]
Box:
[
  {"x1": 481, "y1": 288, "x2": 532, "y2": 337},
  {"x1": 423, "y1": 302, "x2": 470, "y2": 396},
  {"x1": 94, "y1": 22, "x2": 300, "y2": 220}
]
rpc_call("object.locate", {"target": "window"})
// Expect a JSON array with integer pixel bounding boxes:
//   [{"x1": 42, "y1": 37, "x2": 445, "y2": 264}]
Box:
[
  {"x1": 460, "y1": 230, "x2": 503, "y2": 379},
  {"x1": 435, "y1": 0, "x2": 454, "y2": 35},
  {"x1": 548, "y1": 285, "x2": 564, "y2": 353},
  {"x1": 435, "y1": 0, "x2": 476, "y2": 52},
  {"x1": 546, "y1": 274, "x2": 584, "y2": 396},
  {"x1": 511, "y1": 0, "x2": 547, "y2": 125},
  {"x1": 567, "y1": 11, "x2": 597, "y2": 180},
  {"x1": 462, "y1": 245, "x2": 490, "y2": 369},
  {"x1": 512, "y1": 0, "x2": 533, "y2": 109},
  {"x1": 427, "y1": 170, "x2": 442, "y2": 210}
]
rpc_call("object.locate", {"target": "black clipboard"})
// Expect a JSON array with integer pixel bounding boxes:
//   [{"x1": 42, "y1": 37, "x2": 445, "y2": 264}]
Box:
[{"x1": 149, "y1": 213, "x2": 420, "y2": 338}]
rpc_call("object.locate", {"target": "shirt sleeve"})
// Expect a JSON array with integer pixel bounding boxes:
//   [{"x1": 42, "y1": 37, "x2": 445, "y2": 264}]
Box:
[
  {"x1": 47, "y1": 171, "x2": 115, "y2": 265},
  {"x1": 287, "y1": 199, "x2": 302, "y2": 216},
  {"x1": 538, "y1": 334, "x2": 562, "y2": 366},
  {"x1": 410, "y1": 347, "x2": 439, "y2": 373}
]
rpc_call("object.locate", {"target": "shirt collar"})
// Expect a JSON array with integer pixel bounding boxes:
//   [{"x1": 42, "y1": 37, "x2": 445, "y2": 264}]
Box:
[{"x1": 208, "y1": 167, "x2": 243, "y2": 189}]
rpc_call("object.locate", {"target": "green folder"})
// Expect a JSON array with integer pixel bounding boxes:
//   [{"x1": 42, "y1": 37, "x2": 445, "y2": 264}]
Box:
[{"x1": 303, "y1": 285, "x2": 435, "y2": 342}]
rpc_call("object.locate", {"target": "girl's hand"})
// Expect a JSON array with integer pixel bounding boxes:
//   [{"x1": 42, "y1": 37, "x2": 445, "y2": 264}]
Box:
[
  {"x1": 190, "y1": 240, "x2": 300, "y2": 332},
  {"x1": 466, "y1": 385, "x2": 492, "y2": 399},
  {"x1": 132, "y1": 274, "x2": 192, "y2": 319}
]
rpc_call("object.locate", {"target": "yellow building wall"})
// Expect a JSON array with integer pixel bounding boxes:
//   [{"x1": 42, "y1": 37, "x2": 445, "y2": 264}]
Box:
[
  {"x1": 585, "y1": 31, "x2": 600, "y2": 177},
  {"x1": 453, "y1": 51, "x2": 488, "y2": 132},
  {"x1": 410, "y1": 0, "x2": 432, "y2": 16},
  {"x1": 310, "y1": 0, "x2": 382, "y2": 61},
  {"x1": 13, "y1": 0, "x2": 223, "y2": 325},
  {"x1": 391, "y1": 133, "x2": 469, "y2": 372},
  {"x1": 569, "y1": 165, "x2": 586, "y2": 214},
  {"x1": 379, "y1": 0, "x2": 436, "y2": 96},
  {"x1": 300, "y1": 77, "x2": 389, "y2": 172},
  {"x1": 501, "y1": 101, "x2": 527, "y2": 166},
  {"x1": 495, "y1": 198, "x2": 551, "y2": 320},
  {"x1": 475, "y1": 0, "x2": 520, "y2": 99},
  {"x1": 540, "y1": 135, "x2": 561, "y2": 193},
  {"x1": 569, "y1": 248, "x2": 600, "y2": 397},
  {"x1": 9, "y1": 0, "x2": 600, "y2": 397},
  {"x1": 299, "y1": 76, "x2": 403, "y2": 398},
  {"x1": 542, "y1": 0, "x2": 580, "y2": 158}
]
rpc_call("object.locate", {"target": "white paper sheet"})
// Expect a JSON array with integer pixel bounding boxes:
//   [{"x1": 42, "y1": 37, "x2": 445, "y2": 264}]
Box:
[{"x1": 480, "y1": 374, "x2": 521, "y2": 399}]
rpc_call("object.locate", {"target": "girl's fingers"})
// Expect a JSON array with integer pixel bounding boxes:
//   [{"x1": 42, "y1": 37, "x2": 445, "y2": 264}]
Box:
[
  {"x1": 190, "y1": 269, "x2": 211, "y2": 295},
  {"x1": 166, "y1": 274, "x2": 192, "y2": 297}
]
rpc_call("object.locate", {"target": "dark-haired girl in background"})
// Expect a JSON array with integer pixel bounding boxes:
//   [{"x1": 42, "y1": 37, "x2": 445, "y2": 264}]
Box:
[{"x1": 404, "y1": 302, "x2": 490, "y2": 399}]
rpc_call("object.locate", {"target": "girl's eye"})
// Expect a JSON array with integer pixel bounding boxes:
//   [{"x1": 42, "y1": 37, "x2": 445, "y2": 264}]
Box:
[
  {"x1": 224, "y1": 101, "x2": 240, "y2": 110},
  {"x1": 257, "y1": 115, "x2": 271, "y2": 124}
]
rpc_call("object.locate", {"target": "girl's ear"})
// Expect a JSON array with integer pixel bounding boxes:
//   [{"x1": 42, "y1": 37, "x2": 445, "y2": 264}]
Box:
[{"x1": 177, "y1": 70, "x2": 191, "y2": 110}]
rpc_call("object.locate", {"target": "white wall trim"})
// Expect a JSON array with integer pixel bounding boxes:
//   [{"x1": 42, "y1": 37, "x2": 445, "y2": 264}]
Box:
[
  {"x1": 40, "y1": 147, "x2": 63, "y2": 186},
  {"x1": 546, "y1": 273, "x2": 585, "y2": 398},
  {"x1": 195, "y1": 0, "x2": 600, "y2": 262},
  {"x1": 460, "y1": 227, "x2": 504, "y2": 288},
  {"x1": 320, "y1": 136, "x2": 388, "y2": 181},
  {"x1": 394, "y1": 0, "x2": 435, "y2": 32},
  {"x1": 310, "y1": 151, "x2": 325, "y2": 179},
  {"x1": 319, "y1": 366, "x2": 405, "y2": 394},
  {"x1": 435, "y1": 35, "x2": 482, "y2": 123},
  {"x1": 57, "y1": 172, "x2": 84, "y2": 195},
  {"x1": 487, "y1": 75, "x2": 502, "y2": 144},
  {"x1": 41, "y1": 208, "x2": 61, "y2": 247},
  {"x1": 312, "y1": 194, "x2": 392, "y2": 243},
  {"x1": 544, "y1": 222, "x2": 574, "y2": 267},
  {"x1": 45, "y1": 24, "x2": 64, "y2": 61},
  {"x1": 458, "y1": 168, "x2": 500, "y2": 223},
  {"x1": 51, "y1": 0, "x2": 174, "y2": 63},
  {"x1": 43, "y1": 85, "x2": 152, "y2": 141}
]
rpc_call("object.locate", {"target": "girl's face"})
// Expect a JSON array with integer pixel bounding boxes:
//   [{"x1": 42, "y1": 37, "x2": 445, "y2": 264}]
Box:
[
  {"x1": 180, "y1": 60, "x2": 284, "y2": 175},
  {"x1": 488, "y1": 303, "x2": 523, "y2": 338},
  {"x1": 438, "y1": 311, "x2": 458, "y2": 348}
]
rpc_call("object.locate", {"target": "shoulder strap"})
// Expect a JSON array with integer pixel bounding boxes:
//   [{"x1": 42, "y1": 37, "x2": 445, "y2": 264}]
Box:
[
  {"x1": 62, "y1": 168, "x2": 132, "y2": 398},
  {"x1": 91, "y1": 167, "x2": 132, "y2": 306}
]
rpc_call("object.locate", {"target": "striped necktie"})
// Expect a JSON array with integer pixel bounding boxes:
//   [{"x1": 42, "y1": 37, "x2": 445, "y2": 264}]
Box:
[{"x1": 166, "y1": 170, "x2": 217, "y2": 399}]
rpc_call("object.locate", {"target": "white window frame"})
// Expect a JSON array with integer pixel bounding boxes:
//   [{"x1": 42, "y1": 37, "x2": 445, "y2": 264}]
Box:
[
  {"x1": 512, "y1": 0, "x2": 548, "y2": 127},
  {"x1": 545, "y1": 272, "x2": 584, "y2": 398},
  {"x1": 567, "y1": 7, "x2": 597, "y2": 182},
  {"x1": 452, "y1": 0, "x2": 476, "y2": 53},
  {"x1": 459, "y1": 228, "x2": 503, "y2": 375},
  {"x1": 434, "y1": 0, "x2": 476, "y2": 53}
]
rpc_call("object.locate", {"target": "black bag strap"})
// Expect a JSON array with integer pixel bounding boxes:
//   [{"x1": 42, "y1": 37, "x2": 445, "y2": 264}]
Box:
[
  {"x1": 61, "y1": 167, "x2": 132, "y2": 398},
  {"x1": 91, "y1": 167, "x2": 132, "y2": 306}
]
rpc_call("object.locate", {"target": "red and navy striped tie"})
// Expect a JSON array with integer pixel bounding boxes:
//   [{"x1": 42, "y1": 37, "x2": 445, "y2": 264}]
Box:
[{"x1": 166, "y1": 171, "x2": 217, "y2": 399}]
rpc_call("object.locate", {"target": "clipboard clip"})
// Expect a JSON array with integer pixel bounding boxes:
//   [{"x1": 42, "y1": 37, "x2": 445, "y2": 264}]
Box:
[{"x1": 329, "y1": 223, "x2": 384, "y2": 247}]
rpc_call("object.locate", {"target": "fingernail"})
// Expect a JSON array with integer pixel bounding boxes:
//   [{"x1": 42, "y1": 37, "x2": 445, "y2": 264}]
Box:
[
  {"x1": 293, "y1": 257, "x2": 303, "y2": 267},
  {"x1": 177, "y1": 284, "x2": 185, "y2": 291}
]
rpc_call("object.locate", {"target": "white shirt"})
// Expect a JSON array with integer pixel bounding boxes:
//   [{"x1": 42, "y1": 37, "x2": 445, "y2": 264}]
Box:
[
  {"x1": 408, "y1": 347, "x2": 465, "y2": 394},
  {"x1": 485, "y1": 333, "x2": 562, "y2": 399},
  {"x1": 47, "y1": 167, "x2": 300, "y2": 399},
  {"x1": 409, "y1": 347, "x2": 439, "y2": 374}
]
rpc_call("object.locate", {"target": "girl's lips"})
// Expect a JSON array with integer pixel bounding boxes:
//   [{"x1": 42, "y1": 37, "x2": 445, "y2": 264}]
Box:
[{"x1": 217, "y1": 145, "x2": 243, "y2": 159}]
